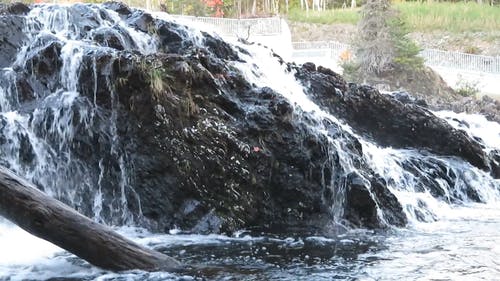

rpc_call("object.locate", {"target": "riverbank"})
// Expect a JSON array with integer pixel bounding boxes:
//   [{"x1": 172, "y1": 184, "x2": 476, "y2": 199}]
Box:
[
  {"x1": 287, "y1": 2, "x2": 500, "y2": 56},
  {"x1": 288, "y1": 21, "x2": 500, "y2": 57}
]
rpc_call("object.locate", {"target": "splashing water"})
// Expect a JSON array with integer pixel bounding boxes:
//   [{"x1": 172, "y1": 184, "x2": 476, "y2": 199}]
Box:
[
  {"x1": 231, "y1": 43, "x2": 500, "y2": 226},
  {"x1": 0, "y1": 3, "x2": 163, "y2": 225}
]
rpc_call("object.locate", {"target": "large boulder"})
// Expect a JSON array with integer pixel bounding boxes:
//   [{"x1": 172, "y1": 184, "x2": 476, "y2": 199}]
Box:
[
  {"x1": 295, "y1": 64, "x2": 494, "y2": 174},
  {"x1": 2, "y1": 3, "x2": 495, "y2": 235}
]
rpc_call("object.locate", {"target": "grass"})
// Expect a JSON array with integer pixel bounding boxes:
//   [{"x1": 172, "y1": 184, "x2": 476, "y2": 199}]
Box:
[
  {"x1": 287, "y1": 7, "x2": 360, "y2": 25},
  {"x1": 287, "y1": 2, "x2": 500, "y2": 33},
  {"x1": 395, "y1": 2, "x2": 500, "y2": 33}
]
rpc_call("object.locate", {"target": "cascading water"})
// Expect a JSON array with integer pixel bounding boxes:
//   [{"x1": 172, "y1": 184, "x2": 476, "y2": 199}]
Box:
[
  {"x1": 233, "y1": 44, "x2": 500, "y2": 227},
  {"x1": 0, "y1": 3, "x2": 499, "y2": 280},
  {"x1": 0, "y1": 3, "x2": 156, "y2": 225}
]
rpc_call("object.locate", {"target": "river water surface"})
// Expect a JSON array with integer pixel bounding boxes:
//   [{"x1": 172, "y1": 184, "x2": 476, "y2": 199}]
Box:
[{"x1": 1, "y1": 203, "x2": 500, "y2": 280}]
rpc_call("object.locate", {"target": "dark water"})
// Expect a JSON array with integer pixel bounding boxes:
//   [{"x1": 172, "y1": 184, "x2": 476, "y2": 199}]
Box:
[{"x1": 2, "y1": 204, "x2": 500, "y2": 281}]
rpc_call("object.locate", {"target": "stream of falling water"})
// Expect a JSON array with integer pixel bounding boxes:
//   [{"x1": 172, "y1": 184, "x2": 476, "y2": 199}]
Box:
[{"x1": 0, "y1": 3, "x2": 499, "y2": 280}]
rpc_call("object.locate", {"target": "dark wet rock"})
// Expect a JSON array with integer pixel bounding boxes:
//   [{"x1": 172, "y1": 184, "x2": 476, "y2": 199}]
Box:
[
  {"x1": 344, "y1": 172, "x2": 379, "y2": 228},
  {"x1": 0, "y1": 3, "x2": 30, "y2": 15},
  {"x1": 155, "y1": 21, "x2": 188, "y2": 54},
  {"x1": 3, "y1": 3, "x2": 496, "y2": 235},
  {"x1": 301, "y1": 62, "x2": 316, "y2": 72},
  {"x1": 92, "y1": 27, "x2": 135, "y2": 50},
  {"x1": 370, "y1": 177, "x2": 407, "y2": 226},
  {"x1": 202, "y1": 32, "x2": 240, "y2": 61},
  {"x1": 66, "y1": 4, "x2": 107, "y2": 39},
  {"x1": 344, "y1": 172, "x2": 407, "y2": 228},
  {"x1": 390, "y1": 90, "x2": 428, "y2": 107},
  {"x1": 102, "y1": 1, "x2": 132, "y2": 15},
  {"x1": 491, "y1": 150, "x2": 500, "y2": 179},
  {"x1": 295, "y1": 67, "x2": 491, "y2": 173},
  {"x1": 69, "y1": 47, "x2": 402, "y2": 232},
  {"x1": 25, "y1": 41, "x2": 63, "y2": 90},
  {"x1": 128, "y1": 10, "x2": 154, "y2": 32},
  {"x1": 0, "y1": 15, "x2": 26, "y2": 68},
  {"x1": 403, "y1": 155, "x2": 483, "y2": 202}
]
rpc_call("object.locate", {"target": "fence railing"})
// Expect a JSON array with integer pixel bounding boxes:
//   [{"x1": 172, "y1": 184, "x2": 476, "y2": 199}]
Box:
[
  {"x1": 292, "y1": 41, "x2": 500, "y2": 74},
  {"x1": 170, "y1": 15, "x2": 283, "y2": 37},
  {"x1": 420, "y1": 49, "x2": 500, "y2": 73}
]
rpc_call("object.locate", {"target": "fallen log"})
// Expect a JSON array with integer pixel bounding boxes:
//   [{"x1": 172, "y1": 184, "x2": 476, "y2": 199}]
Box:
[{"x1": 0, "y1": 166, "x2": 181, "y2": 272}]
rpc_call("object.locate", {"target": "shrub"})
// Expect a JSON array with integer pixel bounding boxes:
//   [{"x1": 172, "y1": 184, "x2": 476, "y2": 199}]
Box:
[{"x1": 455, "y1": 75, "x2": 480, "y2": 97}]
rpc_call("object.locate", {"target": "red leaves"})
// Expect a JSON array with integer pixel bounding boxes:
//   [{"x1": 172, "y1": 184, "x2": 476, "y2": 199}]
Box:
[{"x1": 203, "y1": 0, "x2": 224, "y2": 17}]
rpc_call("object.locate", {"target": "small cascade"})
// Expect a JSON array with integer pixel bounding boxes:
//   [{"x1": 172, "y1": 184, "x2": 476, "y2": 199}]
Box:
[
  {"x1": 0, "y1": 3, "x2": 162, "y2": 225},
  {"x1": 232, "y1": 46, "x2": 366, "y2": 226},
  {"x1": 232, "y1": 43, "x2": 500, "y2": 227}
]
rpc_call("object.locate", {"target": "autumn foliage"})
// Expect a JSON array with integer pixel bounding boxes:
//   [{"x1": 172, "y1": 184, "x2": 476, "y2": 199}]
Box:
[{"x1": 204, "y1": 0, "x2": 224, "y2": 17}]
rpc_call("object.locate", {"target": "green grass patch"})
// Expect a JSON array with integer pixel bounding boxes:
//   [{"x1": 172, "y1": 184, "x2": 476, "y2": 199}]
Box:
[
  {"x1": 287, "y1": 7, "x2": 360, "y2": 25},
  {"x1": 287, "y1": 2, "x2": 500, "y2": 33},
  {"x1": 395, "y1": 2, "x2": 500, "y2": 33}
]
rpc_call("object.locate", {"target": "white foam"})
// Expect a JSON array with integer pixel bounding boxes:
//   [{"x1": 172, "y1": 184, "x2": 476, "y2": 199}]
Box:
[
  {"x1": 435, "y1": 110, "x2": 500, "y2": 152},
  {"x1": 0, "y1": 220, "x2": 62, "y2": 265}
]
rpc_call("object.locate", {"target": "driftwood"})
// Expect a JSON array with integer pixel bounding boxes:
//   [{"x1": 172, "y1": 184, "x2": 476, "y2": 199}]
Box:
[{"x1": 0, "y1": 166, "x2": 181, "y2": 271}]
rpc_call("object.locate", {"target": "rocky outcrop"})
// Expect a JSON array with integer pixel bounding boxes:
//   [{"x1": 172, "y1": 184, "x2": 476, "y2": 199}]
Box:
[
  {"x1": 432, "y1": 95, "x2": 500, "y2": 124},
  {"x1": 295, "y1": 63, "x2": 496, "y2": 175},
  {"x1": 0, "y1": 3, "x2": 495, "y2": 235}
]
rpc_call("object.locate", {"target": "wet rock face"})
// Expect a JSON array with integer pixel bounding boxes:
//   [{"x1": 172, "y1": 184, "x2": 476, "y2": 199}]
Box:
[
  {"x1": 101, "y1": 51, "x2": 410, "y2": 231},
  {"x1": 295, "y1": 65, "x2": 493, "y2": 174},
  {"x1": 0, "y1": 3, "x2": 30, "y2": 15},
  {"x1": 0, "y1": 15, "x2": 26, "y2": 68},
  {"x1": 2, "y1": 3, "x2": 495, "y2": 234},
  {"x1": 0, "y1": 1, "x2": 345, "y2": 232},
  {"x1": 103, "y1": 54, "x2": 338, "y2": 232}
]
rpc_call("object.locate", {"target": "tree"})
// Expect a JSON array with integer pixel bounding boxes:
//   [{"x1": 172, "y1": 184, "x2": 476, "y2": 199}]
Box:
[{"x1": 345, "y1": 0, "x2": 423, "y2": 80}]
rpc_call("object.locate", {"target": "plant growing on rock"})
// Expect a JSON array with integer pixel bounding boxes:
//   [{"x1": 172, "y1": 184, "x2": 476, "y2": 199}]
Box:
[
  {"x1": 150, "y1": 68, "x2": 165, "y2": 95},
  {"x1": 138, "y1": 59, "x2": 172, "y2": 101}
]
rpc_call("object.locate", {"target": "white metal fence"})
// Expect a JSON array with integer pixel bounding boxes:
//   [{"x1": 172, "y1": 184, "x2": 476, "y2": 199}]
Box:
[
  {"x1": 292, "y1": 41, "x2": 500, "y2": 74},
  {"x1": 420, "y1": 49, "x2": 500, "y2": 74},
  {"x1": 171, "y1": 15, "x2": 283, "y2": 37}
]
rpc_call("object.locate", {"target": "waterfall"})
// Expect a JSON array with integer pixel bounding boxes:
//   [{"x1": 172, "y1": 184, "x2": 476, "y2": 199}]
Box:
[
  {"x1": 0, "y1": 3, "x2": 161, "y2": 225},
  {"x1": 232, "y1": 43, "x2": 500, "y2": 227},
  {"x1": 0, "y1": 2, "x2": 498, "y2": 230},
  {"x1": 0, "y1": 2, "x2": 499, "y2": 280}
]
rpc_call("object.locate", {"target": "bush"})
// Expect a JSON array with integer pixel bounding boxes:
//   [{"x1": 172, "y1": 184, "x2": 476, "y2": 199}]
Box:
[{"x1": 455, "y1": 75, "x2": 480, "y2": 97}]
